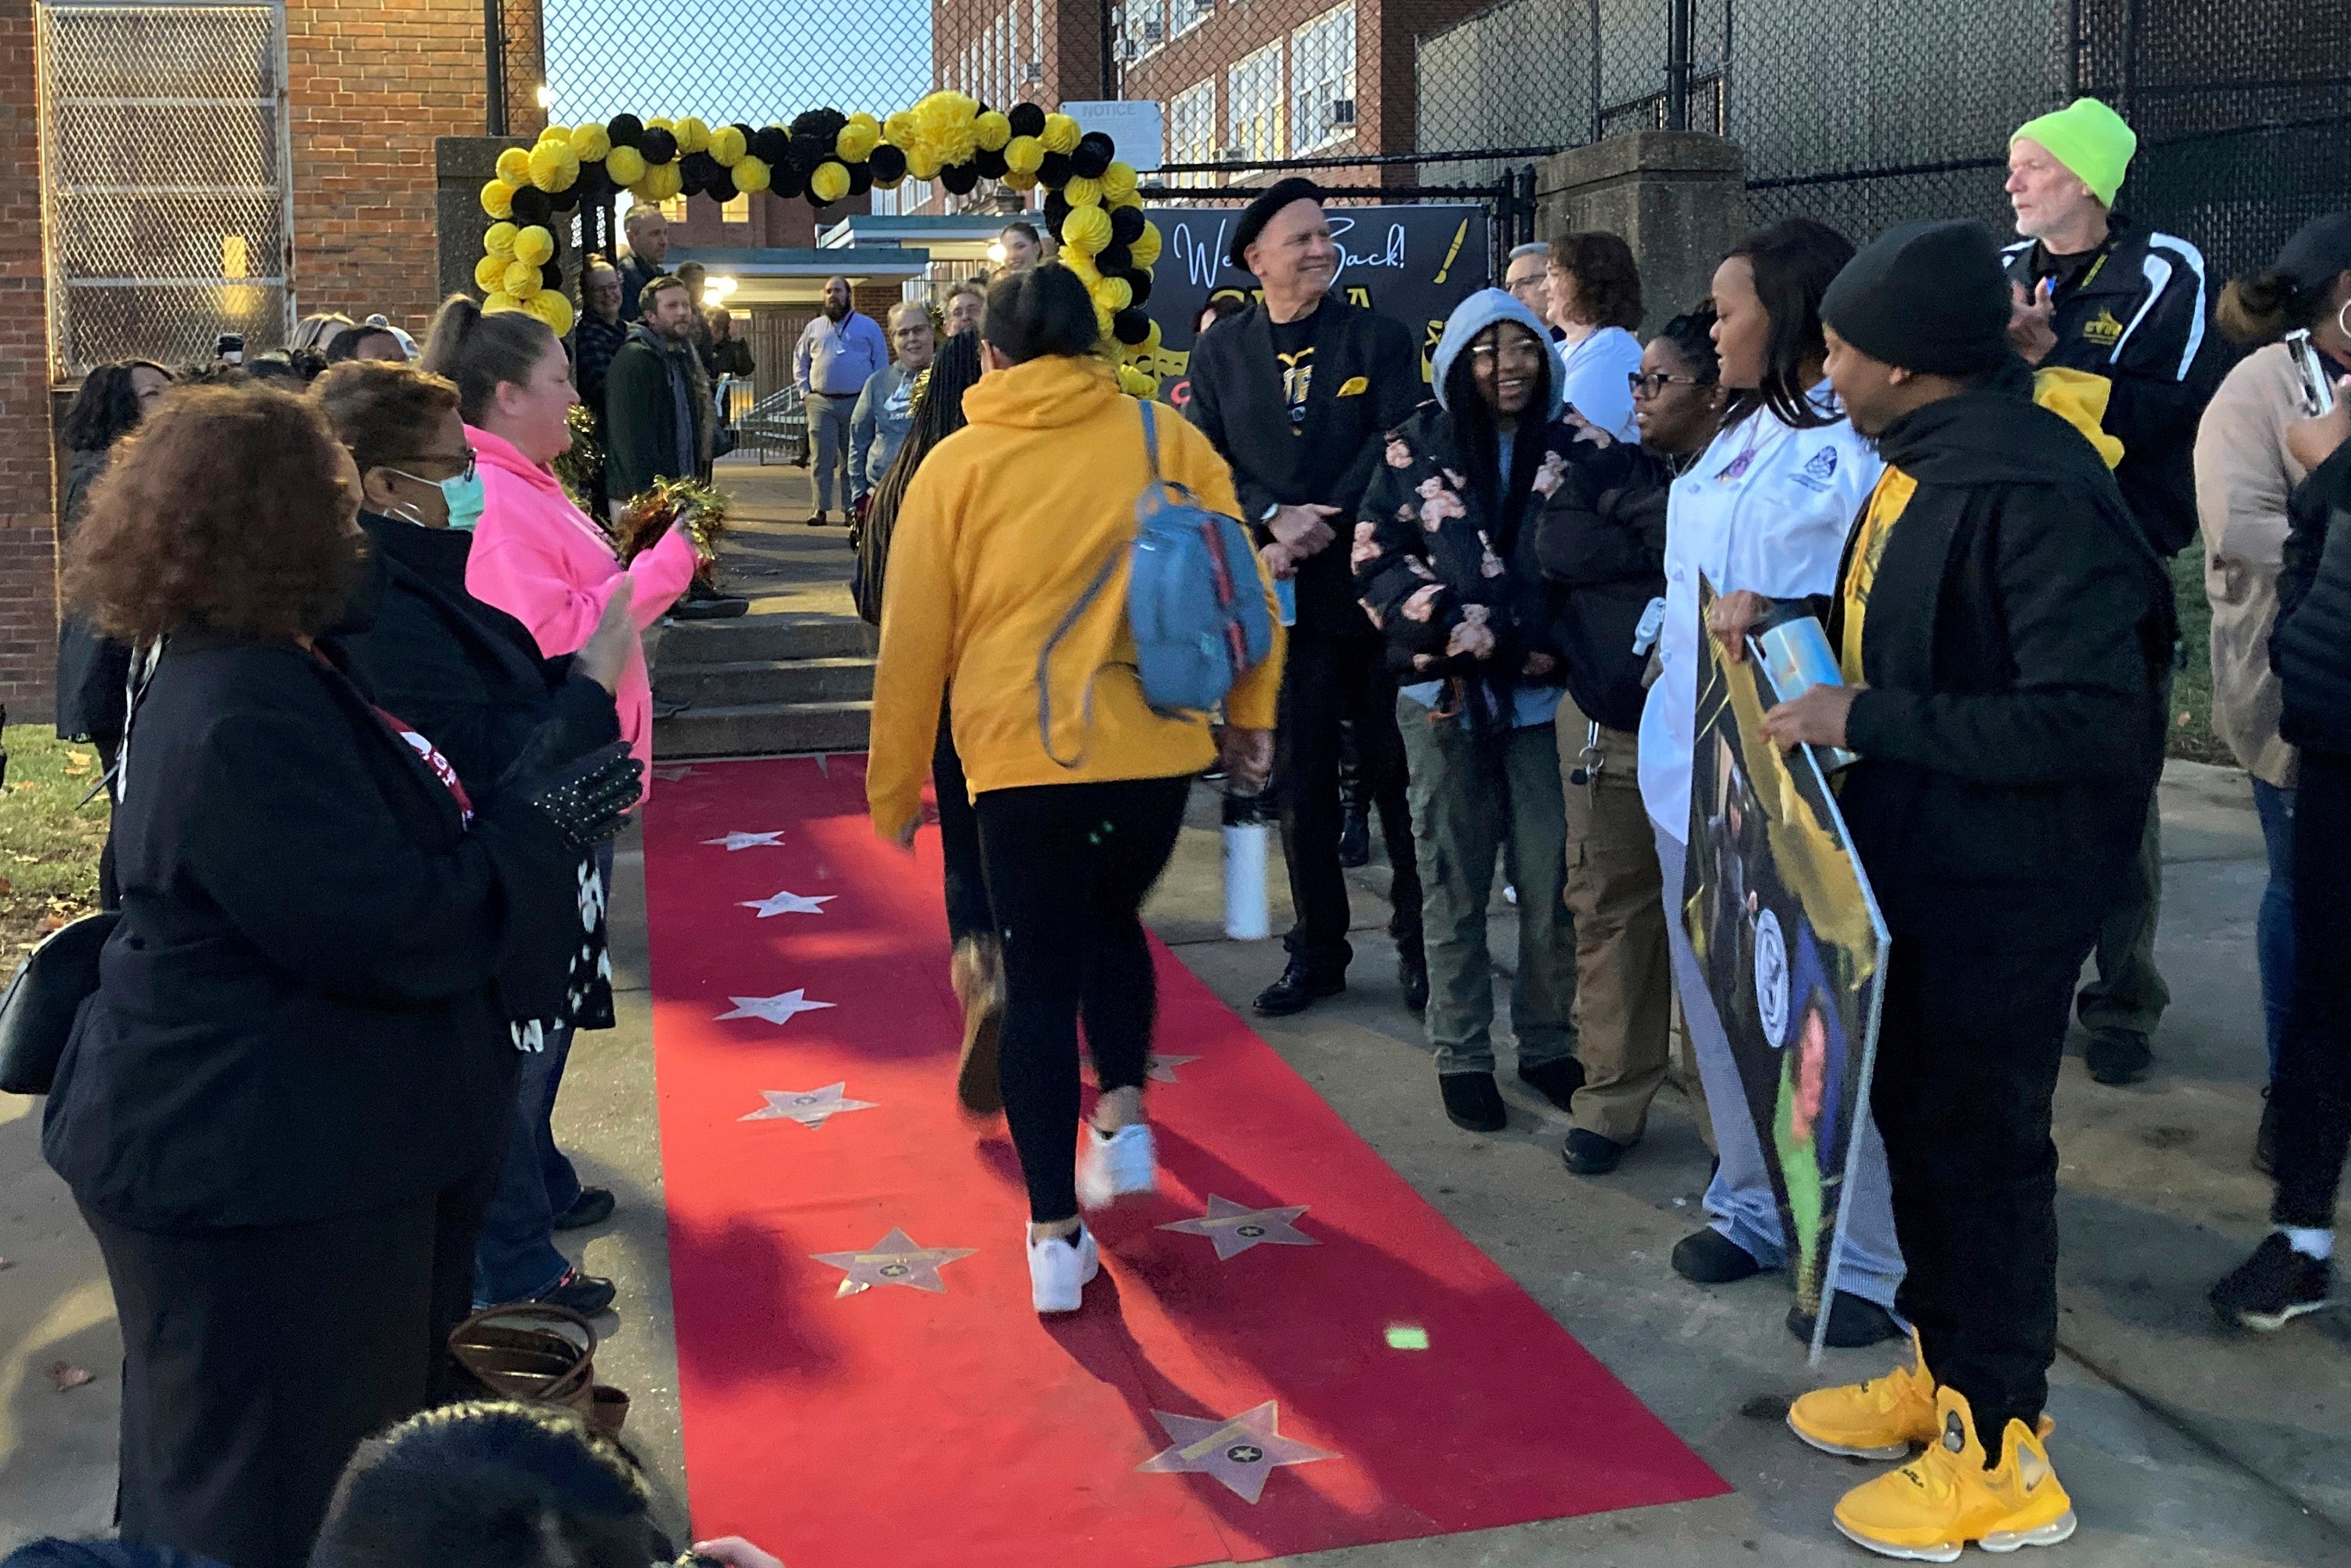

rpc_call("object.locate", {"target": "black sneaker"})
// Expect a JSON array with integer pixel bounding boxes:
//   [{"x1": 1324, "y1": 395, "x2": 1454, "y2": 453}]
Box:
[
  {"x1": 1788, "y1": 1291, "x2": 1904, "y2": 1349},
  {"x1": 1398, "y1": 949, "x2": 1429, "y2": 1014},
  {"x1": 1562, "y1": 1127, "x2": 1627, "y2": 1175},
  {"x1": 2085, "y1": 1027, "x2": 2152, "y2": 1085},
  {"x1": 1440, "y1": 1071, "x2": 1508, "y2": 1133},
  {"x1": 1254, "y1": 958, "x2": 1344, "y2": 1016},
  {"x1": 2212, "y1": 1233, "x2": 2335, "y2": 1331},
  {"x1": 552, "y1": 1187, "x2": 615, "y2": 1231},
  {"x1": 536, "y1": 1267, "x2": 618, "y2": 1316},
  {"x1": 1672, "y1": 1227, "x2": 1762, "y2": 1284},
  {"x1": 1517, "y1": 1056, "x2": 1585, "y2": 1113}
]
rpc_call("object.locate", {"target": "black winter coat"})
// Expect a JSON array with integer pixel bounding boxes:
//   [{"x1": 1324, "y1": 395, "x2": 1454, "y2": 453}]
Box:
[
  {"x1": 2274, "y1": 440, "x2": 2351, "y2": 758},
  {"x1": 54, "y1": 448, "x2": 134, "y2": 746},
  {"x1": 42, "y1": 634, "x2": 585, "y2": 1233},
  {"x1": 1533, "y1": 434, "x2": 1675, "y2": 732},
  {"x1": 1353, "y1": 401, "x2": 1569, "y2": 715},
  {"x1": 1834, "y1": 377, "x2": 2172, "y2": 950},
  {"x1": 1185, "y1": 297, "x2": 1422, "y2": 637}
]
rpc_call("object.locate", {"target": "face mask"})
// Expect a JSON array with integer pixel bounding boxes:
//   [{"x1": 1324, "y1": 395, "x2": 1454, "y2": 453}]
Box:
[{"x1": 441, "y1": 469, "x2": 486, "y2": 531}]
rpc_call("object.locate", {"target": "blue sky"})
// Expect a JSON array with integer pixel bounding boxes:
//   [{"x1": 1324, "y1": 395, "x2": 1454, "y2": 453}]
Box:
[{"x1": 541, "y1": 0, "x2": 934, "y2": 125}]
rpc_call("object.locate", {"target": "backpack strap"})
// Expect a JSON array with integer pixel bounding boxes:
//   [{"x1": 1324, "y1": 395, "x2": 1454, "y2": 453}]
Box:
[
  {"x1": 1139, "y1": 397, "x2": 1164, "y2": 483},
  {"x1": 1035, "y1": 545, "x2": 1121, "y2": 770}
]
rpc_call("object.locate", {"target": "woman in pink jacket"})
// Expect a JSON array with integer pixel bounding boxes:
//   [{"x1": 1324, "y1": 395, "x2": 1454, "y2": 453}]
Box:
[{"x1": 419, "y1": 296, "x2": 699, "y2": 779}]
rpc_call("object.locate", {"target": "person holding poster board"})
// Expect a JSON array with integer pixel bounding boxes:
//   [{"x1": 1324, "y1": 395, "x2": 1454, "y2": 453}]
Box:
[
  {"x1": 1757, "y1": 219, "x2": 2168, "y2": 1562},
  {"x1": 1638, "y1": 220, "x2": 1907, "y2": 1351}
]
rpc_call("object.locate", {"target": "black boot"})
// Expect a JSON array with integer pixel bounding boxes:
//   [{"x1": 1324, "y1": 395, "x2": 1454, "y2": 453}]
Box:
[
  {"x1": 1516, "y1": 1056, "x2": 1585, "y2": 1112},
  {"x1": 1254, "y1": 956, "x2": 1344, "y2": 1017},
  {"x1": 1672, "y1": 1228, "x2": 1762, "y2": 1284},
  {"x1": 1396, "y1": 941, "x2": 1429, "y2": 1014},
  {"x1": 1788, "y1": 1292, "x2": 1903, "y2": 1349},
  {"x1": 1440, "y1": 1071, "x2": 1507, "y2": 1133},
  {"x1": 2085, "y1": 1027, "x2": 2152, "y2": 1085}
]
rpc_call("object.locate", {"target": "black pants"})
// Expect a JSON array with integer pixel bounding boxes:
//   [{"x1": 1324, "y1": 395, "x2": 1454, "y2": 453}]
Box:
[
  {"x1": 84, "y1": 1165, "x2": 497, "y2": 1568},
  {"x1": 1871, "y1": 931, "x2": 2088, "y2": 1458},
  {"x1": 977, "y1": 775, "x2": 1191, "y2": 1223},
  {"x1": 1275, "y1": 629, "x2": 1421, "y2": 973},
  {"x1": 933, "y1": 700, "x2": 993, "y2": 944},
  {"x1": 2273, "y1": 745, "x2": 2351, "y2": 1229}
]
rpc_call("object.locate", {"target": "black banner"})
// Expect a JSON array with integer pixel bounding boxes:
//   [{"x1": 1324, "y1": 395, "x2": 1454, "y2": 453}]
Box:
[{"x1": 1139, "y1": 204, "x2": 1492, "y2": 411}]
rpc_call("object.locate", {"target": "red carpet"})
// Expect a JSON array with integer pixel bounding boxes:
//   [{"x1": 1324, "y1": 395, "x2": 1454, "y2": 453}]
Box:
[{"x1": 643, "y1": 755, "x2": 1726, "y2": 1568}]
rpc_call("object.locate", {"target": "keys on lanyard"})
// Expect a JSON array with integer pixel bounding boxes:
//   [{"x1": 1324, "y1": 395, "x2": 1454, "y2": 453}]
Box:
[{"x1": 1569, "y1": 720, "x2": 1605, "y2": 788}]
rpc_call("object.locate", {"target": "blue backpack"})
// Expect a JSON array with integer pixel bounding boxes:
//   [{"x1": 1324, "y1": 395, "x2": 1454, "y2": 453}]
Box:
[{"x1": 1038, "y1": 400, "x2": 1277, "y2": 765}]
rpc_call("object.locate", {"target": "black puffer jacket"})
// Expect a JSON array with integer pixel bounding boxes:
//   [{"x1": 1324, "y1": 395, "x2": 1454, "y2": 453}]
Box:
[
  {"x1": 2274, "y1": 440, "x2": 2351, "y2": 757},
  {"x1": 1533, "y1": 435, "x2": 1674, "y2": 732}
]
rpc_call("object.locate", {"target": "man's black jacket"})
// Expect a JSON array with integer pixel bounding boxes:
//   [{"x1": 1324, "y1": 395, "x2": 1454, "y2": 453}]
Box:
[
  {"x1": 1533, "y1": 436, "x2": 1674, "y2": 732},
  {"x1": 2274, "y1": 439, "x2": 2351, "y2": 758},
  {"x1": 1833, "y1": 373, "x2": 2173, "y2": 951},
  {"x1": 1184, "y1": 295, "x2": 1420, "y2": 637}
]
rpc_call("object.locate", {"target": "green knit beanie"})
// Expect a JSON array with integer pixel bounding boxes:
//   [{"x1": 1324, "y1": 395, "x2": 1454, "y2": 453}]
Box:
[{"x1": 2010, "y1": 98, "x2": 2136, "y2": 208}]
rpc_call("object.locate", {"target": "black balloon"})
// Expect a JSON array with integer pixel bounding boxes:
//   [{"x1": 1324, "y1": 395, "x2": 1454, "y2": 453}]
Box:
[
  {"x1": 1110, "y1": 205, "x2": 1146, "y2": 244},
  {"x1": 708, "y1": 171, "x2": 738, "y2": 205},
  {"x1": 940, "y1": 161, "x2": 980, "y2": 195},
  {"x1": 1112, "y1": 307, "x2": 1151, "y2": 345},
  {"x1": 681, "y1": 150, "x2": 722, "y2": 193},
  {"x1": 1037, "y1": 150, "x2": 1072, "y2": 188},
  {"x1": 847, "y1": 163, "x2": 874, "y2": 196},
  {"x1": 1097, "y1": 241, "x2": 1132, "y2": 274},
  {"x1": 541, "y1": 261, "x2": 564, "y2": 292},
  {"x1": 974, "y1": 147, "x2": 1008, "y2": 181},
  {"x1": 574, "y1": 161, "x2": 612, "y2": 200},
  {"x1": 550, "y1": 182, "x2": 581, "y2": 212},
  {"x1": 510, "y1": 186, "x2": 553, "y2": 226},
  {"x1": 789, "y1": 107, "x2": 848, "y2": 175},
  {"x1": 868, "y1": 143, "x2": 907, "y2": 183},
  {"x1": 1125, "y1": 267, "x2": 1153, "y2": 306},
  {"x1": 770, "y1": 161, "x2": 805, "y2": 200},
  {"x1": 1007, "y1": 103, "x2": 1046, "y2": 139},
  {"x1": 750, "y1": 126, "x2": 790, "y2": 165},
  {"x1": 639, "y1": 126, "x2": 678, "y2": 165},
  {"x1": 1070, "y1": 132, "x2": 1115, "y2": 180},
  {"x1": 606, "y1": 113, "x2": 644, "y2": 149},
  {"x1": 730, "y1": 121, "x2": 755, "y2": 142}
]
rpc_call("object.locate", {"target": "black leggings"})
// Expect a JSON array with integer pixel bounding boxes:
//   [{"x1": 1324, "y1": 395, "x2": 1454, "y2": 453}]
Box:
[
  {"x1": 933, "y1": 699, "x2": 993, "y2": 943},
  {"x1": 976, "y1": 775, "x2": 1192, "y2": 1223},
  {"x1": 2273, "y1": 745, "x2": 2351, "y2": 1229}
]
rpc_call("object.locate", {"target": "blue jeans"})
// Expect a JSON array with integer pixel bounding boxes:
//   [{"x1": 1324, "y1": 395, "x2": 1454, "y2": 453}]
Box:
[
  {"x1": 2252, "y1": 778, "x2": 2297, "y2": 1080},
  {"x1": 472, "y1": 1020, "x2": 583, "y2": 1305}
]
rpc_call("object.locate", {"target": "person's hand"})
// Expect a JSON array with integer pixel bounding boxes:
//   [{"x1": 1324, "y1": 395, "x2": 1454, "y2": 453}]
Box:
[
  {"x1": 690, "y1": 1537, "x2": 784, "y2": 1568},
  {"x1": 1221, "y1": 727, "x2": 1274, "y2": 794},
  {"x1": 1268, "y1": 503, "x2": 1339, "y2": 556},
  {"x1": 2007, "y1": 280, "x2": 2058, "y2": 365},
  {"x1": 1523, "y1": 650, "x2": 1556, "y2": 678},
  {"x1": 574, "y1": 580, "x2": 636, "y2": 695},
  {"x1": 1706, "y1": 589, "x2": 1771, "y2": 663},
  {"x1": 1761, "y1": 684, "x2": 1860, "y2": 752},
  {"x1": 2285, "y1": 382, "x2": 2351, "y2": 473},
  {"x1": 1258, "y1": 540, "x2": 1298, "y2": 581}
]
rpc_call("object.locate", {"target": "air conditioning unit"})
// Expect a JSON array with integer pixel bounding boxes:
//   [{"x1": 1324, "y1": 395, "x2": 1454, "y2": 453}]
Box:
[
  {"x1": 1218, "y1": 143, "x2": 1249, "y2": 162},
  {"x1": 1022, "y1": 57, "x2": 1044, "y2": 81},
  {"x1": 1328, "y1": 97, "x2": 1356, "y2": 128},
  {"x1": 1190, "y1": 0, "x2": 1215, "y2": 15},
  {"x1": 1139, "y1": 20, "x2": 1164, "y2": 45}
]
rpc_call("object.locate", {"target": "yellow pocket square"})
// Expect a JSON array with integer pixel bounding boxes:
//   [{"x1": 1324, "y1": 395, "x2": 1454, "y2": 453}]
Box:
[{"x1": 1336, "y1": 376, "x2": 1368, "y2": 397}]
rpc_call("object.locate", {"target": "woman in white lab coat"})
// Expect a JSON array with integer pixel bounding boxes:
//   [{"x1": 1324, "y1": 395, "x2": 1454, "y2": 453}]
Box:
[{"x1": 1638, "y1": 217, "x2": 1907, "y2": 1349}]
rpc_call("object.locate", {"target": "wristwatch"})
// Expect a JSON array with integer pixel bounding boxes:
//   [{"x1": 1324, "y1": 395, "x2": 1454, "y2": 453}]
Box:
[{"x1": 1260, "y1": 502, "x2": 1281, "y2": 523}]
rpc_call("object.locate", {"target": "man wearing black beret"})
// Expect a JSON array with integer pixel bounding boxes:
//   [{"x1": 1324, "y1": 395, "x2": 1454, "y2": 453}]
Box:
[
  {"x1": 1184, "y1": 179, "x2": 1427, "y2": 1019},
  {"x1": 1744, "y1": 219, "x2": 2171, "y2": 1559}
]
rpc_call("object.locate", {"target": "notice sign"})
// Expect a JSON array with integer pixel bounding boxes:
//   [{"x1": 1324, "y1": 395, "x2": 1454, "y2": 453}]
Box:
[
  {"x1": 1140, "y1": 203, "x2": 1491, "y2": 408},
  {"x1": 1063, "y1": 100, "x2": 1165, "y2": 173}
]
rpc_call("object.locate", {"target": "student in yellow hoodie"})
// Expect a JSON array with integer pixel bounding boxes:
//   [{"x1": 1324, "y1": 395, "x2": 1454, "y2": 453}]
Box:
[{"x1": 868, "y1": 264, "x2": 1284, "y2": 1314}]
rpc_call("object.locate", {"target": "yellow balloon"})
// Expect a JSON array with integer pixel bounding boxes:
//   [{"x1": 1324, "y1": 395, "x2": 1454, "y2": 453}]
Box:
[
  {"x1": 480, "y1": 179, "x2": 515, "y2": 219},
  {"x1": 1003, "y1": 136, "x2": 1045, "y2": 175},
  {"x1": 1110, "y1": 190, "x2": 1146, "y2": 212},
  {"x1": 1102, "y1": 161, "x2": 1139, "y2": 200},
  {"x1": 735, "y1": 154, "x2": 771, "y2": 194},
  {"x1": 495, "y1": 147, "x2": 532, "y2": 185},
  {"x1": 883, "y1": 110, "x2": 919, "y2": 148},
  {"x1": 645, "y1": 116, "x2": 674, "y2": 132},
  {"x1": 513, "y1": 225, "x2": 555, "y2": 267},
  {"x1": 1041, "y1": 113, "x2": 1081, "y2": 154},
  {"x1": 709, "y1": 125, "x2": 747, "y2": 166},
  {"x1": 605, "y1": 145, "x2": 647, "y2": 186},
  {"x1": 483, "y1": 290, "x2": 520, "y2": 313},
  {"x1": 675, "y1": 116, "x2": 710, "y2": 154},
  {"x1": 503, "y1": 259, "x2": 543, "y2": 299},
  {"x1": 974, "y1": 110, "x2": 1012, "y2": 152},
  {"x1": 1090, "y1": 275, "x2": 1133, "y2": 313},
  {"x1": 484, "y1": 221, "x2": 520, "y2": 259},
  {"x1": 907, "y1": 149, "x2": 943, "y2": 182},
  {"x1": 1062, "y1": 204, "x2": 1113, "y2": 257},
  {"x1": 475, "y1": 252, "x2": 509, "y2": 292},
  {"x1": 1130, "y1": 220, "x2": 1163, "y2": 266},
  {"x1": 569, "y1": 123, "x2": 611, "y2": 162},
  {"x1": 644, "y1": 162, "x2": 683, "y2": 201},
  {"x1": 1063, "y1": 175, "x2": 1103, "y2": 208},
  {"x1": 1143, "y1": 318, "x2": 1163, "y2": 353},
  {"x1": 538, "y1": 124, "x2": 571, "y2": 146},
  {"x1": 835, "y1": 119, "x2": 880, "y2": 162},
  {"x1": 527, "y1": 140, "x2": 578, "y2": 193},
  {"x1": 810, "y1": 161, "x2": 851, "y2": 205},
  {"x1": 528, "y1": 289, "x2": 575, "y2": 337},
  {"x1": 1002, "y1": 168, "x2": 1039, "y2": 191}
]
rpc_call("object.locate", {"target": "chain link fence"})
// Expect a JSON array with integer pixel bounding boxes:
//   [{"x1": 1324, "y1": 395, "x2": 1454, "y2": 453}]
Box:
[{"x1": 37, "y1": 1, "x2": 294, "y2": 378}]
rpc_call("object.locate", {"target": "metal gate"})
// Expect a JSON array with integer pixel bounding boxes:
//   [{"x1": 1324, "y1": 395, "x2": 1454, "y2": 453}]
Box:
[{"x1": 36, "y1": 1, "x2": 295, "y2": 378}]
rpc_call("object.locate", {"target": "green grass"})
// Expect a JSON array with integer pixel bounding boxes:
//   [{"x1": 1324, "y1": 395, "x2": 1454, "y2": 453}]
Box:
[
  {"x1": 0, "y1": 726, "x2": 110, "y2": 958},
  {"x1": 2165, "y1": 549, "x2": 2233, "y2": 766}
]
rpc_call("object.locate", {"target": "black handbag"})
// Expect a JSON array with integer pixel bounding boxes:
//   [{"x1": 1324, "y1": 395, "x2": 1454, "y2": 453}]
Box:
[{"x1": 0, "y1": 910, "x2": 118, "y2": 1095}]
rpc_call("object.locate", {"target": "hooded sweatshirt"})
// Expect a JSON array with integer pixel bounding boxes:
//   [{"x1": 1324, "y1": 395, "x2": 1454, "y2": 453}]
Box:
[
  {"x1": 464, "y1": 425, "x2": 698, "y2": 784},
  {"x1": 1831, "y1": 364, "x2": 2172, "y2": 948},
  {"x1": 866, "y1": 354, "x2": 1285, "y2": 838},
  {"x1": 1353, "y1": 288, "x2": 1573, "y2": 730}
]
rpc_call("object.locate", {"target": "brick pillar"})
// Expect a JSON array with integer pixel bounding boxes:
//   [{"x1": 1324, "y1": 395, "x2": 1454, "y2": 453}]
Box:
[
  {"x1": 0, "y1": 0, "x2": 59, "y2": 721},
  {"x1": 1535, "y1": 132, "x2": 1746, "y2": 333}
]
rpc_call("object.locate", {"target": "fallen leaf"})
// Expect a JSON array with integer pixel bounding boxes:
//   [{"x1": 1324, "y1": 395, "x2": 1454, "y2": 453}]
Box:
[
  {"x1": 47, "y1": 1362, "x2": 92, "y2": 1392},
  {"x1": 38, "y1": 915, "x2": 66, "y2": 933},
  {"x1": 0, "y1": 878, "x2": 13, "y2": 896}
]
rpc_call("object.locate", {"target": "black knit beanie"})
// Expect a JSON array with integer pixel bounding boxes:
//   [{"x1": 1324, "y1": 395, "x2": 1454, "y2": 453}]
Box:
[{"x1": 1821, "y1": 219, "x2": 2013, "y2": 375}]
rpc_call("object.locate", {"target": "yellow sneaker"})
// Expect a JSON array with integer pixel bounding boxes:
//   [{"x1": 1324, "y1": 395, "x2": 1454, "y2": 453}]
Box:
[
  {"x1": 1789, "y1": 1331, "x2": 1938, "y2": 1459},
  {"x1": 1833, "y1": 1387, "x2": 2077, "y2": 1563}
]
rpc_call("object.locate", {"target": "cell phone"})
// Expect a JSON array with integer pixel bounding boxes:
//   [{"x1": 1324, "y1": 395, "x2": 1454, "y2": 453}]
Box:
[
  {"x1": 2286, "y1": 328, "x2": 2335, "y2": 418},
  {"x1": 215, "y1": 332, "x2": 245, "y2": 365}
]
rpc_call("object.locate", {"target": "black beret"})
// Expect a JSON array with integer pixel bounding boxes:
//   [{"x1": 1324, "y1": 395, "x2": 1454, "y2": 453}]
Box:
[{"x1": 1227, "y1": 176, "x2": 1321, "y2": 271}]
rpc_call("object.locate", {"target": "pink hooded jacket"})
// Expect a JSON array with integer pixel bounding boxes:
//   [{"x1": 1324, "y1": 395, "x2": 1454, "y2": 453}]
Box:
[{"x1": 462, "y1": 425, "x2": 697, "y2": 782}]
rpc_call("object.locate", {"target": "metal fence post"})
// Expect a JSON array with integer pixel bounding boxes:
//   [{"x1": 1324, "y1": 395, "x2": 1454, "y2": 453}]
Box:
[
  {"x1": 1519, "y1": 165, "x2": 1538, "y2": 245},
  {"x1": 484, "y1": 0, "x2": 508, "y2": 137},
  {"x1": 1666, "y1": 0, "x2": 1693, "y2": 132}
]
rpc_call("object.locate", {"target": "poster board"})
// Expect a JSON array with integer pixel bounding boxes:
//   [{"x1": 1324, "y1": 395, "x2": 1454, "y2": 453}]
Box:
[
  {"x1": 1683, "y1": 578, "x2": 1890, "y2": 1356},
  {"x1": 1136, "y1": 203, "x2": 1491, "y2": 405}
]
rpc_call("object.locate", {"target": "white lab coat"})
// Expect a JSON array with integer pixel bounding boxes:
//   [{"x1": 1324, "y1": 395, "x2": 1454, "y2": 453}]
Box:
[
  {"x1": 1559, "y1": 325, "x2": 1645, "y2": 444},
  {"x1": 1637, "y1": 383, "x2": 1885, "y2": 840}
]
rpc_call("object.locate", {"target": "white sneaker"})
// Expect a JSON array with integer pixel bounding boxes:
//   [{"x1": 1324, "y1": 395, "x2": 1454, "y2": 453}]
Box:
[
  {"x1": 1075, "y1": 1122, "x2": 1157, "y2": 1210},
  {"x1": 1027, "y1": 1222, "x2": 1100, "y2": 1313}
]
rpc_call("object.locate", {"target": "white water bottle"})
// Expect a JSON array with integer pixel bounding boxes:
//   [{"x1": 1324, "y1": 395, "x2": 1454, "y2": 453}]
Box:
[{"x1": 1222, "y1": 791, "x2": 1270, "y2": 941}]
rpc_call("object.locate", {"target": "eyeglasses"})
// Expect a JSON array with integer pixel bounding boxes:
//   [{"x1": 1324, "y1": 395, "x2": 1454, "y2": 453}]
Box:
[
  {"x1": 384, "y1": 446, "x2": 476, "y2": 485},
  {"x1": 1628, "y1": 371, "x2": 1712, "y2": 398}
]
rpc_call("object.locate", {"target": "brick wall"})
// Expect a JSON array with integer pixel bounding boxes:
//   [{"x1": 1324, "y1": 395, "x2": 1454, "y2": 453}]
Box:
[{"x1": 0, "y1": 0, "x2": 56, "y2": 719}]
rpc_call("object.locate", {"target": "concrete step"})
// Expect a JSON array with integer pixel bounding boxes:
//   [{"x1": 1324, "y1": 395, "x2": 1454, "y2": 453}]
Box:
[
  {"x1": 654, "y1": 698, "x2": 871, "y2": 759},
  {"x1": 662, "y1": 654, "x2": 875, "y2": 708},
  {"x1": 657, "y1": 614, "x2": 875, "y2": 667}
]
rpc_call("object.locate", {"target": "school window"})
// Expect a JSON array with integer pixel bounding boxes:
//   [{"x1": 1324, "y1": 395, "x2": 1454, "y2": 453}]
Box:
[
  {"x1": 720, "y1": 193, "x2": 749, "y2": 225},
  {"x1": 1227, "y1": 41, "x2": 1284, "y2": 164},
  {"x1": 1124, "y1": 0, "x2": 1168, "y2": 60},
  {"x1": 659, "y1": 196, "x2": 688, "y2": 223},
  {"x1": 1290, "y1": 4, "x2": 1357, "y2": 153},
  {"x1": 1168, "y1": 78, "x2": 1217, "y2": 168},
  {"x1": 1173, "y1": 0, "x2": 1212, "y2": 38}
]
